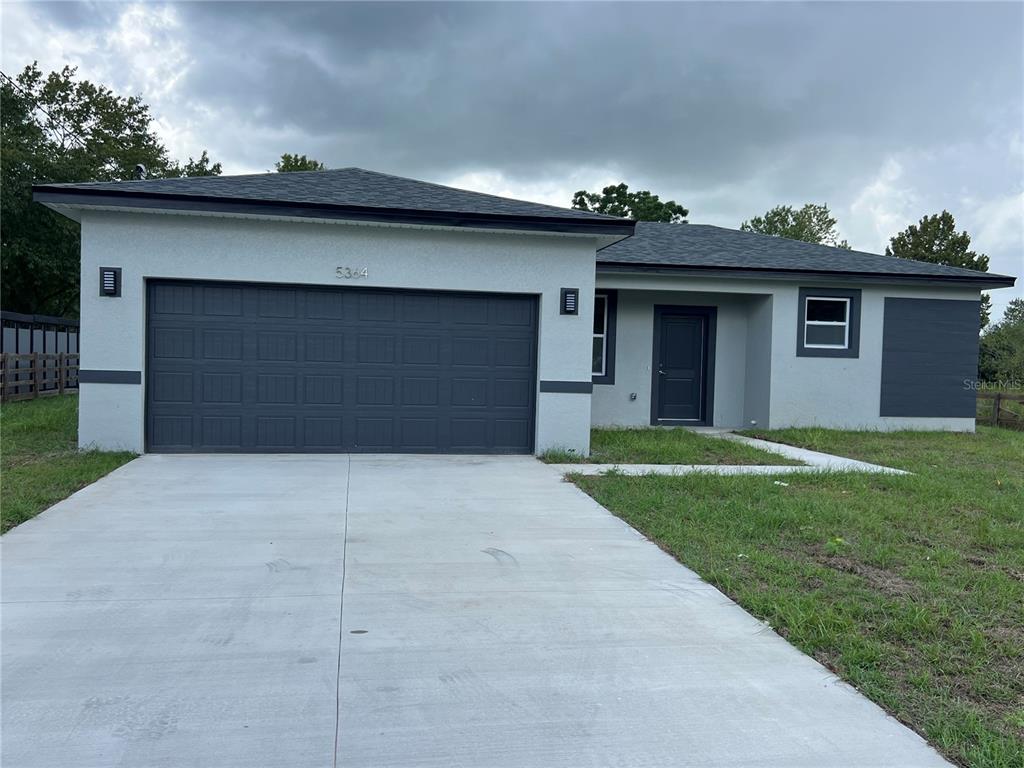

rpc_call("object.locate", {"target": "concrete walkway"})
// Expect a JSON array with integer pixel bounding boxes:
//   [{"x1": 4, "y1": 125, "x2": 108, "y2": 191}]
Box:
[
  {"x1": 548, "y1": 431, "x2": 908, "y2": 477},
  {"x1": 2, "y1": 454, "x2": 944, "y2": 767}
]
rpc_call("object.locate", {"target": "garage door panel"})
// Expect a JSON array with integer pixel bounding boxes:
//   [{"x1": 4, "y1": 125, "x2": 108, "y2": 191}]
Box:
[
  {"x1": 256, "y1": 417, "x2": 296, "y2": 448},
  {"x1": 257, "y1": 375, "x2": 297, "y2": 404},
  {"x1": 147, "y1": 281, "x2": 536, "y2": 453},
  {"x1": 257, "y1": 333, "x2": 298, "y2": 361},
  {"x1": 451, "y1": 296, "x2": 489, "y2": 325},
  {"x1": 201, "y1": 416, "x2": 241, "y2": 448},
  {"x1": 151, "y1": 283, "x2": 194, "y2": 315},
  {"x1": 201, "y1": 329, "x2": 243, "y2": 360},
  {"x1": 257, "y1": 288, "x2": 297, "y2": 318},
  {"x1": 495, "y1": 338, "x2": 533, "y2": 367},
  {"x1": 402, "y1": 294, "x2": 441, "y2": 323},
  {"x1": 402, "y1": 336, "x2": 440, "y2": 365},
  {"x1": 151, "y1": 371, "x2": 193, "y2": 404},
  {"x1": 305, "y1": 375, "x2": 344, "y2": 405},
  {"x1": 151, "y1": 327, "x2": 194, "y2": 359},
  {"x1": 357, "y1": 335, "x2": 396, "y2": 364},
  {"x1": 305, "y1": 334, "x2": 345, "y2": 362},
  {"x1": 202, "y1": 285, "x2": 243, "y2": 316},
  {"x1": 305, "y1": 417, "x2": 343, "y2": 446},
  {"x1": 305, "y1": 290, "x2": 346, "y2": 320},
  {"x1": 202, "y1": 372, "x2": 242, "y2": 404},
  {"x1": 402, "y1": 377, "x2": 439, "y2": 406}
]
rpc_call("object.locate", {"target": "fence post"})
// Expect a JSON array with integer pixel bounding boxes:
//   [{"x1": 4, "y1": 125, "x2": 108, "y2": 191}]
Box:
[
  {"x1": 57, "y1": 352, "x2": 65, "y2": 394},
  {"x1": 0, "y1": 353, "x2": 5, "y2": 402},
  {"x1": 29, "y1": 353, "x2": 38, "y2": 399},
  {"x1": 992, "y1": 393, "x2": 1002, "y2": 427}
]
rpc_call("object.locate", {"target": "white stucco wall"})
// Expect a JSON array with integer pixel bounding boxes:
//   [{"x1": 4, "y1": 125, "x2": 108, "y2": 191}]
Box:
[
  {"x1": 767, "y1": 282, "x2": 979, "y2": 431},
  {"x1": 593, "y1": 273, "x2": 981, "y2": 432},
  {"x1": 590, "y1": 289, "x2": 761, "y2": 429},
  {"x1": 77, "y1": 211, "x2": 599, "y2": 453}
]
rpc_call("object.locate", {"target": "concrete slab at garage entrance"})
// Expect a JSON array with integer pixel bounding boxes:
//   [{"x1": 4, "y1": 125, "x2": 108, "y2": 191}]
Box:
[{"x1": 1, "y1": 455, "x2": 948, "y2": 767}]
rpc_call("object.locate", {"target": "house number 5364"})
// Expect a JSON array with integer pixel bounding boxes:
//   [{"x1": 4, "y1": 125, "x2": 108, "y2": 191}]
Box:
[{"x1": 336, "y1": 266, "x2": 368, "y2": 279}]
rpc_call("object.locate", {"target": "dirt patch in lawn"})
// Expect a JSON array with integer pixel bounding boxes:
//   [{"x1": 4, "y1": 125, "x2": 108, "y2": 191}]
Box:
[{"x1": 817, "y1": 554, "x2": 920, "y2": 598}]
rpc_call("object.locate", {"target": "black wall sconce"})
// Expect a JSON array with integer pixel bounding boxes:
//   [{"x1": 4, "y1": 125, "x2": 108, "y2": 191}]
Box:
[
  {"x1": 99, "y1": 267, "x2": 122, "y2": 297},
  {"x1": 560, "y1": 287, "x2": 579, "y2": 315}
]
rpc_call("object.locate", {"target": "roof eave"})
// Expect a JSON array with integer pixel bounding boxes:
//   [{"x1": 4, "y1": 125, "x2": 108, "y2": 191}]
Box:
[
  {"x1": 32, "y1": 187, "x2": 635, "y2": 238},
  {"x1": 596, "y1": 261, "x2": 1017, "y2": 289}
]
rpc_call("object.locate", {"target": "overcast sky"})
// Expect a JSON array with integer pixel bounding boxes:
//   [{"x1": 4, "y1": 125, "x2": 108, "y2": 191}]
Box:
[{"x1": 3, "y1": 1, "x2": 1021, "y2": 318}]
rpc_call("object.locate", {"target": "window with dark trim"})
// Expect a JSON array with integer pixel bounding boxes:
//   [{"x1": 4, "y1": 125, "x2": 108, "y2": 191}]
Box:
[
  {"x1": 592, "y1": 290, "x2": 617, "y2": 384},
  {"x1": 796, "y1": 287, "x2": 861, "y2": 358}
]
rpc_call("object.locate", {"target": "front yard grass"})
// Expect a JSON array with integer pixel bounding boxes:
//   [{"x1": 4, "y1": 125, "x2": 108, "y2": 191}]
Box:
[
  {"x1": 572, "y1": 426, "x2": 1023, "y2": 768},
  {"x1": 1, "y1": 395, "x2": 135, "y2": 533},
  {"x1": 540, "y1": 427, "x2": 802, "y2": 465}
]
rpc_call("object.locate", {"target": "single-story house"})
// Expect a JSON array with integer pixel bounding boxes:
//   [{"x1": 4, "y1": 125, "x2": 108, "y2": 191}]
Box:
[{"x1": 34, "y1": 168, "x2": 1016, "y2": 455}]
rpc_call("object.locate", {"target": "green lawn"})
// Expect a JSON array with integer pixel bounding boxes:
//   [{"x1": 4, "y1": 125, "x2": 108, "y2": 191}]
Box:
[
  {"x1": 540, "y1": 427, "x2": 802, "y2": 465},
  {"x1": 572, "y1": 427, "x2": 1023, "y2": 768},
  {"x1": 1, "y1": 395, "x2": 135, "y2": 533}
]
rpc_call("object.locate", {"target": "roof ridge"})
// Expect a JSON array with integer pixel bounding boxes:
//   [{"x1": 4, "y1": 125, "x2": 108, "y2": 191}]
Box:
[
  {"x1": 347, "y1": 167, "x2": 623, "y2": 220},
  {"x1": 634, "y1": 221, "x2": 1004, "y2": 279}
]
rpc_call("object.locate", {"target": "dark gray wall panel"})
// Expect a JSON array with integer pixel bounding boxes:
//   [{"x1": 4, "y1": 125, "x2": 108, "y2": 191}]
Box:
[
  {"x1": 147, "y1": 280, "x2": 537, "y2": 453},
  {"x1": 879, "y1": 298, "x2": 980, "y2": 417}
]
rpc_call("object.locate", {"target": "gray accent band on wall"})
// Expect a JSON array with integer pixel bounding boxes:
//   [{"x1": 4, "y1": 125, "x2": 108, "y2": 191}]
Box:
[
  {"x1": 78, "y1": 369, "x2": 142, "y2": 384},
  {"x1": 539, "y1": 380, "x2": 594, "y2": 394},
  {"x1": 879, "y1": 298, "x2": 979, "y2": 418}
]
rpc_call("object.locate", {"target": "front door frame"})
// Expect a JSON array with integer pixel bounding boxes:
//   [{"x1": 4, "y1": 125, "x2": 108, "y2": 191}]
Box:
[{"x1": 650, "y1": 305, "x2": 717, "y2": 427}]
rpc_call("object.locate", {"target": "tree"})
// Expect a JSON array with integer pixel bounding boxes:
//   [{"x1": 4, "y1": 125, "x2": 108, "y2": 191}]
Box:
[
  {"x1": 978, "y1": 298, "x2": 1024, "y2": 383},
  {"x1": 571, "y1": 183, "x2": 687, "y2": 222},
  {"x1": 175, "y1": 150, "x2": 222, "y2": 177},
  {"x1": 740, "y1": 204, "x2": 850, "y2": 248},
  {"x1": 886, "y1": 211, "x2": 992, "y2": 327},
  {"x1": 275, "y1": 153, "x2": 325, "y2": 172},
  {"x1": 1, "y1": 63, "x2": 220, "y2": 316}
]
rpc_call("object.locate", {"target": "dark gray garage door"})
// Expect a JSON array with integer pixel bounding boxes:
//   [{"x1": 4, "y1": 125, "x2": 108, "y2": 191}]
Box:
[{"x1": 146, "y1": 280, "x2": 538, "y2": 453}]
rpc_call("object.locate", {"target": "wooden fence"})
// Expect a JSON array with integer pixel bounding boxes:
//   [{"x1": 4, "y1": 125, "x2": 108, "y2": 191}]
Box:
[
  {"x1": 976, "y1": 391, "x2": 1024, "y2": 430},
  {"x1": 0, "y1": 353, "x2": 80, "y2": 402},
  {"x1": 1, "y1": 311, "x2": 79, "y2": 356}
]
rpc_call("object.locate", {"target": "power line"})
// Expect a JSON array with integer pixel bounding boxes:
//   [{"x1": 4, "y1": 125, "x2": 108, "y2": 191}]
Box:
[{"x1": 1, "y1": 69, "x2": 90, "y2": 151}]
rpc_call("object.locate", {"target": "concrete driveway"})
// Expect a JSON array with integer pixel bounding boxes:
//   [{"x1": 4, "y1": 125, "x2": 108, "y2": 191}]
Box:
[{"x1": 2, "y1": 455, "x2": 947, "y2": 767}]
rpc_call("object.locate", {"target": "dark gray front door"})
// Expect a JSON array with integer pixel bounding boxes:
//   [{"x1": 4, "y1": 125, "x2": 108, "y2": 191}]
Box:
[
  {"x1": 652, "y1": 306, "x2": 715, "y2": 424},
  {"x1": 146, "y1": 280, "x2": 537, "y2": 453}
]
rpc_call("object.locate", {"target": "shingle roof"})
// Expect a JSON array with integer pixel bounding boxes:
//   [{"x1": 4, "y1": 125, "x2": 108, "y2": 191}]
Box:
[
  {"x1": 599, "y1": 222, "x2": 1016, "y2": 286},
  {"x1": 36, "y1": 166, "x2": 621, "y2": 223}
]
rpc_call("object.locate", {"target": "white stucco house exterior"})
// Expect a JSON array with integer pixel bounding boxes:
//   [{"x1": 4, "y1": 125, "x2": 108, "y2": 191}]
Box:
[{"x1": 34, "y1": 168, "x2": 1016, "y2": 456}]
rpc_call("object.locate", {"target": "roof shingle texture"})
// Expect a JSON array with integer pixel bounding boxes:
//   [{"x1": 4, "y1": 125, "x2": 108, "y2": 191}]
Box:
[
  {"x1": 600, "y1": 222, "x2": 1013, "y2": 282},
  {"x1": 43, "y1": 167, "x2": 620, "y2": 222}
]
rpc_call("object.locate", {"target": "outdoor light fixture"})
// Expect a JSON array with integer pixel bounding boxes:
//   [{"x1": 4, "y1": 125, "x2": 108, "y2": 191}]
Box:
[
  {"x1": 99, "y1": 267, "x2": 122, "y2": 297},
  {"x1": 560, "y1": 287, "x2": 579, "y2": 315}
]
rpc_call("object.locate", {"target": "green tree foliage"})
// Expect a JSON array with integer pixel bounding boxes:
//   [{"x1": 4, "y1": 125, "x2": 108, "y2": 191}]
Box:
[
  {"x1": 176, "y1": 150, "x2": 222, "y2": 177},
  {"x1": 978, "y1": 298, "x2": 1024, "y2": 384},
  {"x1": 572, "y1": 183, "x2": 688, "y2": 222},
  {"x1": 275, "y1": 153, "x2": 326, "y2": 172},
  {"x1": 886, "y1": 211, "x2": 992, "y2": 327},
  {"x1": 740, "y1": 203, "x2": 850, "y2": 248},
  {"x1": 1, "y1": 63, "x2": 220, "y2": 316}
]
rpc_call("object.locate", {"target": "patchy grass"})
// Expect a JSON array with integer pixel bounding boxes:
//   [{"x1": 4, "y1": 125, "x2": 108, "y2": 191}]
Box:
[
  {"x1": 539, "y1": 427, "x2": 801, "y2": 465},
  {"x1": 1, "y1": 395, "x2": 135, "y2": 533},
  {"x1": 572, "y1": 427, "x2": 1024, "y2": 768}
]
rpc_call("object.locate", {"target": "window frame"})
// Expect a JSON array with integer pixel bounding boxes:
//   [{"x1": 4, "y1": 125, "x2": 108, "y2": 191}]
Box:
[
  {"x1": 803, "y1": 296, "x2": 851, "y2": 349},
  {"x1": 796, "y1": 287, "x2": 861, "y2": 359},
  {"x1": 592, "y1": 290, "x2": 617, "y2": 385}
]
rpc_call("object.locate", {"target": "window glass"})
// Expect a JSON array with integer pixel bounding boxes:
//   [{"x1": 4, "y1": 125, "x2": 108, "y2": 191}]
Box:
[
  {"x1": 798, "y1": 289, "x2": 859, "y2": 357},
  {"x1": 593, "y1": 295, "x2": 607, "y2": 335},
  {"x1": 803, "y1": 296, "x2": 850, "y2": 349},
  {"x1": 592, "y1": 337, "x2": 605, "y2": 375},
  {"x1": 806, "y1": 298, "x2": 848, "y2": 323},
  {"x1": 805, "y1": 324, "x2": 847, "y2": 347},
  {"x1": 592, "y1": 294, "x2": 609, "y2": 375}
]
